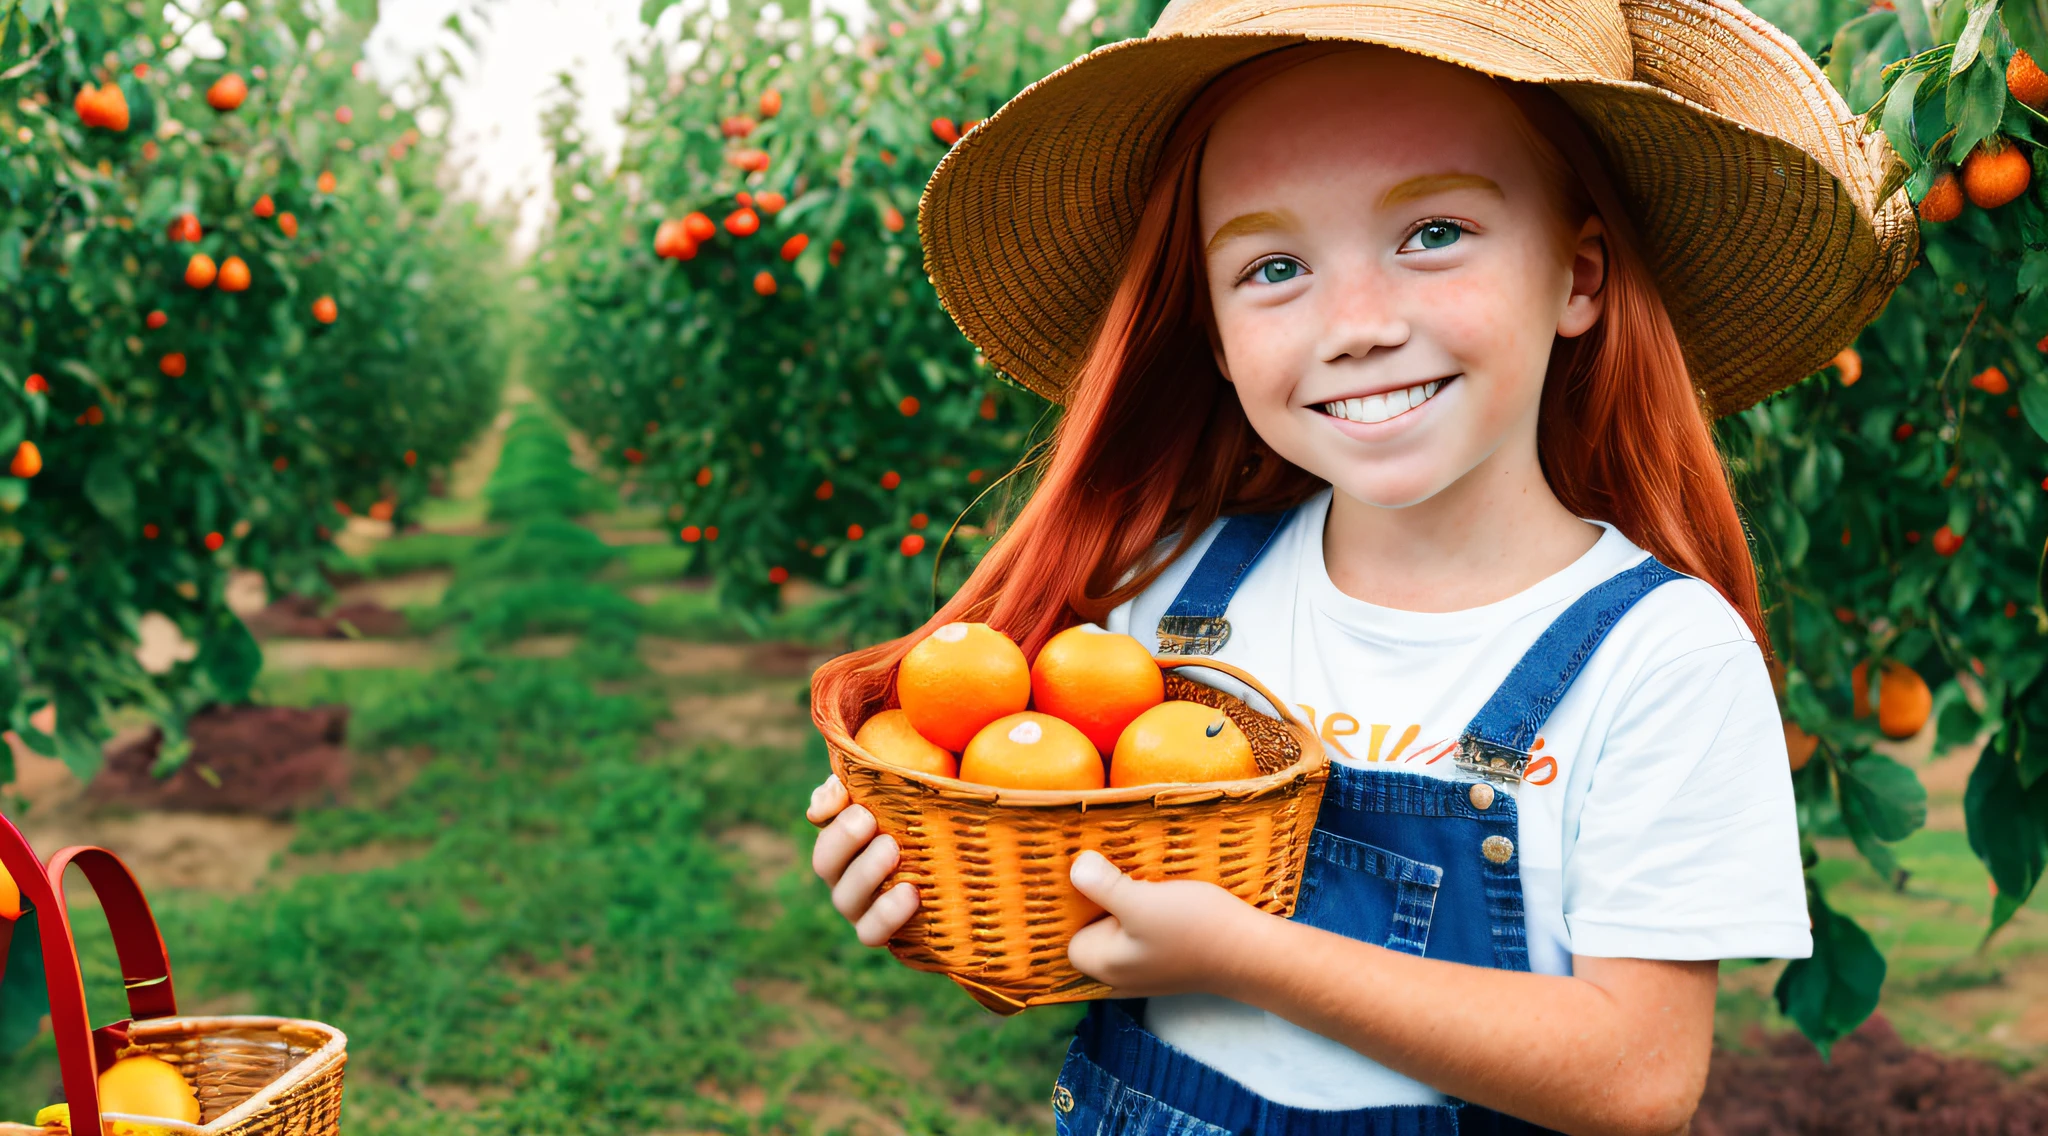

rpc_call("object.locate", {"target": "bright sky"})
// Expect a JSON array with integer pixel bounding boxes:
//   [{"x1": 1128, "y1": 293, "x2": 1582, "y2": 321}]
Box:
[{"x1": 364, "y1": 0, "x2": 645, "y2": 252}]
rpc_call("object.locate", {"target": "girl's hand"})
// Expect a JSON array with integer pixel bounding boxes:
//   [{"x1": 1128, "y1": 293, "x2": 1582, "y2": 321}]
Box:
[
  {"x1": 1066, "y1": 850, "x2": 1265, "y2": 997},
  {"x1": 807, "y1": 775, "x2": 921, "y2": 946}
]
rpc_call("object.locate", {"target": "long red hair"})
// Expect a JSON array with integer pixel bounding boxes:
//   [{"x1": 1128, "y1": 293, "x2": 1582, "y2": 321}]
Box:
[{"x1": 818, "y1": 45, "x2": 1767, "y2": 712}]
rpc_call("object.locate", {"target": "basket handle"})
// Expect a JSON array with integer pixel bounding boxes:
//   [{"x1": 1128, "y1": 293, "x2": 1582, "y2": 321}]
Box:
[
  {"x1": 1156, "y1": 656, "x2": 1312, "y2": 736},
  {"x1": 0, "y1": 810, "x2": 177, "y2": 1136}
]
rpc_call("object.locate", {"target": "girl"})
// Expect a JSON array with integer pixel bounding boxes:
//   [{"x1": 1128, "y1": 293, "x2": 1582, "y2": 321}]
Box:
[{"x1": 810, "y1": 0, "x2": 1915, "y2": 1131}]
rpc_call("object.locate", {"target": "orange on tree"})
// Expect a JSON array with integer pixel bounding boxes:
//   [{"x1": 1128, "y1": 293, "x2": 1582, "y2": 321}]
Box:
[
  {"x1": 145, "y1": 309, "x2": 166, "y2": 329},
  {"x1": 756, "y1": 190, "x2": 786, "y2": 214},
  {"x1": 896, "y1": 621, "x2": 1031, "y2": 750},
  {"x1": 72, "y1": 82, "x2": 129, "y2": 130},
  {"x1": 683, "y1": 211, "x2": 716, "y2": 242},
  {"x1": 184, "y1": 253, "x2": 217, "y2": 289},
  {"x1": 931, "y1": 116, "x2": 960, "y2": 145},
  {"x1": 1830, "y1": 346, "x2": 1861, "y2": 386},
  {"x1": 1933, "y1": 524, "x2": 1963, "y2": 556},
  {"x1": 1110, "y1": 700, "x2": 1258, "y2": 788},
  {"x1": 1919, "y1": 169, "x2": 1964, "y2": 222},
  {"x1": 311, "y1": 295, "x2": 338, "y2": 324},
  {"x1": 2012, "y1": 49, "x2": 2048, "y2": 109},
  {"x1": 959, "y1": 712, "x2": 1104, "y2": 790},
  {"x1": 159, "y1": 353, "x2": 186, "y2": 378},
  {"x1": 1851, "y1": 659, "x2": 1933, "y2": 739},
  {"x1": 759, "y1": 88, "x2": 782, "y2": 117},
  {"x1": 1962, "y1": 137, "x2": 2030, "y2": 209},
  {"x1": 166, "y1": 213, "x2": 201, "y2": 242},
  {"x1": 882, "y1": 204, "x2": 906, "y2": 232},
  {"x1": 1784, "y1": 721, "x2": 1819, "y2": 772},
  {"x1": 252, "y1": 194, "x2": 275, "y2": 218},
  {"x1": 277, "y1": 211, "x2": 298, "y2": 238},
  {"x1": 1970, "y1": 366, "x2": 2009, "y2": 394},
  {"x1": 216, "y1": 256, "x2": 251, "y2": 292},
  {"x1": 753, "y1": 270, "x2": 777, "y2": 295},
  {"x1": 900, "y1": 533, "x2": 925, "y2": 555},
  {"x1": 854, "y1": 708, "x2": 958, "y2": 777},
  {"x1": 22, "y1": 375, "x2": 46, "y2": 394},
  {"x1": 724, "y1": 207, "x2": 760, "y2": 236},
  {"x1": 9, "y1": 442, "x2": 40, "y2": 479},
  {"x1": 98, "y1": 1054, "x2": 200, "y2": 1125},
  {"x1": 652, "y1": 218, "x2": 693, "y2": 259},
  {"x1": 1030, "y1": 625, "x2": 1165, "y2": 754},
  {"x1": 206, "y1": 72, "x2": 247, "y2": 111},
  {"x1": 317, "y1": 170, "x2": 337, "y2": 193}
]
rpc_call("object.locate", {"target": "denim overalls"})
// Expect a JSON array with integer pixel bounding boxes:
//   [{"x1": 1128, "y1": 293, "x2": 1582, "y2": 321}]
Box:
[{"x1": 1052, "y1": 510, "x2": 1680, "y2": 1136}]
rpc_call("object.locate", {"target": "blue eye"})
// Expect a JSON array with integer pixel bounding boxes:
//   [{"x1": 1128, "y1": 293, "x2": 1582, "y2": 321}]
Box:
[
  {"x1": 1409, "y1": 221, "x2": 1463, "y2": 251},
  {"x1": 1252, "y1": 257, "x2": 1304, "y2": 284}
]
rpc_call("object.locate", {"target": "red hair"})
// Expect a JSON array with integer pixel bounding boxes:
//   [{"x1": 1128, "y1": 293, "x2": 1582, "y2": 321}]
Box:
[{"x1": 818, "y1": 45, "x2": 1768, "y2": 713}]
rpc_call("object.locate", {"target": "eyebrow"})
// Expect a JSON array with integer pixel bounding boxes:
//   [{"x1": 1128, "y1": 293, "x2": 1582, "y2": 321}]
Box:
[
  {"x1": 1204, "y1": 210, "x2": 1294, "y2": 254},
  {"x1": 1380, "y1": 173, "x2": 1504, "y2": 207}
]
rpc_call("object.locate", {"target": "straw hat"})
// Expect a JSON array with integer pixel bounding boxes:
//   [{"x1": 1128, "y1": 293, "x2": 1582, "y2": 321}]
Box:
[{"x1": 918, "y1": 0, "x2": 1918, "y2": 416}]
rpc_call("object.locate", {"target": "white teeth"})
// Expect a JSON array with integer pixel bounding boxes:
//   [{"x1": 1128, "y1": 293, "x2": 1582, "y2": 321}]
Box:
[{"x1": 1321, "y1": 378, "x2": 1447, "y2": 424}]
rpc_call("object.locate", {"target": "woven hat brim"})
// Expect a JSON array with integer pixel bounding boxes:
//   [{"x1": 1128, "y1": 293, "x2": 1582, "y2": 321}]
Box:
[{"x1": 919, "y1": 0, "x2": 1918, "y2": 416}]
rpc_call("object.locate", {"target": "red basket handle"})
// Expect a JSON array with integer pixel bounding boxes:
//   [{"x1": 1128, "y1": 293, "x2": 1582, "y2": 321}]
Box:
[{"x1": 0, "y1": 810, "x2": 179, "y2": 1135}]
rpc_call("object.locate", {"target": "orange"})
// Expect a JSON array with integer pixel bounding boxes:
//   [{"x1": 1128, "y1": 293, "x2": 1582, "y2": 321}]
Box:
[
  {"x1": 184, "y1": 253, "x2": 217, "y2": 289},
  {"x1": 753, "y1": 270, "x2": 777, "y2": 295},
  {"x1": 1829, "y1": 346, "x2": 1861, "y2": 387},
  {"x1": 2012, "y1": 49, "x2": 2048, "y2": 109},
  {"x1": 959, "y1": 712, "x2": 1102, "y2": 790},
  {"x1": 882, "y1": 205, "x2": 906, "y2": 233},
  {"x1": 216, "y1": 255, "x2": 251, "y2": 292},
  {"x1": 277, "y1": 211, "x2": 299, "y2": 238},
  {"x1": 1919, "y1": 170, "x2": 1963, "y2": 222},
  {"x1": 1970, "y1": 366, "x2": 2009, "y2": 394},
  {"x1": 855, "y1": 709, "x2": 958, "y2": 778},
  {"x1": 900, "y1": 533, "x2": 925, "y2": 556},
  {"x1": 931, "y1": 117, "x2": 960, "y2": 145},
  {"x1": 1784, "y1": 722, "x2": 1818, "y2": 772},
  {"x1": 159, "y1": 353, "x2": 186, "y2": 378},
  {"x1": 653, "y1": 219, "x2": 693, "y2": 260},
  {"x1": 1963, "y1": 138, "x2": 2030, "y2": 209},
  {"x1": 1030, "y1": 625, "x2": 1164, "y2": 754},
  {"x1": 145, "y1": 310, "x2": 167, "y2": 330},
  {"x1": 253, "y1": 194, "x2": 275, "y2": 218},
  {"x1": 897, "y1": 621, "x2": 1030, "y2": 751},
  {"x1": 311, "y1": 295, "x2": 338, "y2": 324},
  {"x1": 8, "y1": 442, "x2": 39, "y2": 479},
  {"x1": 756, "y1": 191, "x2": 787, "y2": 214},
  {"x1": 1110, "y1": 700, "x2": 1257, "y2": 788},
  {"x1": 0, "y1": 863, "x2": 16, "y2": 920},
  {"x1": 206, "y1": 73, "x2": 247, "y2": 112},
  {"x1": 781, "y1": 233, "x2": 809, "y2": 261},
  {"x1": 1933, "y1": 524, "x2": 1963, "y2": 557},
  {"x1": 1851, "y1": 660, "x2": 1931, "y2": 739},
  {"x1": 724, "y1": 207, "x2": 760, "y2": 237},
  {"x1": 683, "y1": 212, "x2": 716, "y2": 242},
  {"x1": 99, "y1": 1053, "x2": 200, "y2": 1124},
  {"x1": 759, "y1": 89, "x2": 783, "y2": 118},
  {"x1": 317, "y1": 170, "x2": 337, "y2": 193}
]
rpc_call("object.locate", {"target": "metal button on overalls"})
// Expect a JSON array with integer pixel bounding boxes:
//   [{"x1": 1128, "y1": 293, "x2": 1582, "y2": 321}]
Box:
[
  {"x1": 1482, "y1": 835, "x2": 1515, "y2": 864},
  {"x1": 1052, "y1": 1085, "x2": 1075, "y2": 1114},
  {"x1": 1468, "y1": 783, "x2": 1495, "y2": 810}
]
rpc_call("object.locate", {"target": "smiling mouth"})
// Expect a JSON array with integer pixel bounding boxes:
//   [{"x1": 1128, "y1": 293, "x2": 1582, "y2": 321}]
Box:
[{"x1": 1316, "y1": 376, "x2": 1454, "y2": 425}]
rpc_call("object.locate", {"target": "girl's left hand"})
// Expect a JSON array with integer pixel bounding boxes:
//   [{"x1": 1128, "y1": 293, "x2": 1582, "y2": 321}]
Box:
[{"x1": 1066, "y1": 850, "x2": 1266, "y2": 997}]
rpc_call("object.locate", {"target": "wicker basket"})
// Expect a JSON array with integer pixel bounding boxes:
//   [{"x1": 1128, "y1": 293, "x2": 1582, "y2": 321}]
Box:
[
  {"x1": 813, "y1": 656, "x2": 1327, "y2": 1014},
  {"x1": 0, "y1": 818, "x2": 347, "y2": 1135}
]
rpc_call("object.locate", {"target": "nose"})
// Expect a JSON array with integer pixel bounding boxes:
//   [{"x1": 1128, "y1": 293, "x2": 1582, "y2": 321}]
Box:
[{"x1": 1314, "y1": 259, "x2": 1410, "y2": 367}]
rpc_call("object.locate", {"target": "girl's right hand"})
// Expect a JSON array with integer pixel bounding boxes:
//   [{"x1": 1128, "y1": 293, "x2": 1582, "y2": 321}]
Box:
[{"x1": 807, "y1": 774, "x2": 921, "y2": 946}]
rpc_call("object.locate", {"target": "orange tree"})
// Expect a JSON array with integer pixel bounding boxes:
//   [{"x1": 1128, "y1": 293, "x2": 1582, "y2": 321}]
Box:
[
  {"x1": 0, "y1": 0, "x2": 505, "y2": 779},
  {"x1": 529, "y1": 0, "x2": 1149, "y2": 634}
]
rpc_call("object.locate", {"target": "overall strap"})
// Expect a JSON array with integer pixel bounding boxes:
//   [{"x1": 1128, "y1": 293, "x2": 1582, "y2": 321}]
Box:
[
  {"x1": 1155, "y1": 510, "x2": 1291, "y2": 656},
  {"x1": 1456, "y1": 557, "x2": 1683, "y2": 784}
]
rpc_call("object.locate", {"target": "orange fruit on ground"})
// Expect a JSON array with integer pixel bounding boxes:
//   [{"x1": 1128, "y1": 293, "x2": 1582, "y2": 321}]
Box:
[
  {"x1": 7, "y1": 442, "x2": 37, "y2": 479},
  {"x1": 959, "y1": 712, "x2": 1103, "y2": 790},
  {"x1": 184, "y1": 253, "x2": 217, "y2": 289},
  {"x1": 1110, "y1": 700, "x2": 1257, "y2": 788},
  {"x1": 2013, "y1": 49, "x2": 2048, "y2": 109},
  {"x1": 1851, "y1": 660, "x2": 1932, "y2": 739},
  {"x1": 99, "y1": 1053, "x2": 200, "y2": 1124},
  {"x1": 896, "y1": 621, "x2": 1030, "y2": 751},
  {"x1": 311, "y1": 295, "x2": 338, "y2": 324},
  {"x1": 1963, "y1": 138, "x2": 2031, "y2": 209},
  {"x1": 1920, "y1": 170, "x2": 1964, "y2": 222},
  {"x1": 216, "y1": 255, "x2": 251, "y2": 292},
  {"x1": 1785, "y1": 721, "x2": 1818, "y2": 772},
  {"x1": 1030, "y1": 625, "x2": 1165, "y2": 755},
  {"x1": 206, "y1": 72, "x2": 247, "y2": 111},
  {"x1": 855, "y1": 708, "x2": 958, "y2": 778}
]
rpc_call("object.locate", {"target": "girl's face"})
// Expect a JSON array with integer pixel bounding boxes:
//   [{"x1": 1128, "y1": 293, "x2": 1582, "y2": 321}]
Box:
[{"x1": 1200, "y1": 50, "x2": 1607, "y2": 510}]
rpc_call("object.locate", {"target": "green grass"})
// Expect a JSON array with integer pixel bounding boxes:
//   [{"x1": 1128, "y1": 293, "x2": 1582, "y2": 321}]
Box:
[
  {"x1": 328, "y1": 532, "x2": 487, "y2": 579},
  {"x1": 0, "y1": 657, "x2": 1070, "y2": 1133}
]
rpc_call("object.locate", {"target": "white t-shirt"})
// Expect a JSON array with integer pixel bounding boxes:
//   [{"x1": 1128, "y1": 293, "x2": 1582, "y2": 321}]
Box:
[{"x1": 1104, "y1": 489, "x2": 1809, "y2": 1111}]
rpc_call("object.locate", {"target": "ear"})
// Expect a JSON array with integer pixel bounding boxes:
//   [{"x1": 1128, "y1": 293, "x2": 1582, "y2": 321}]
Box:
[{"x1": 1557, "y1": 214, "x2": 1606, "y2": 339}]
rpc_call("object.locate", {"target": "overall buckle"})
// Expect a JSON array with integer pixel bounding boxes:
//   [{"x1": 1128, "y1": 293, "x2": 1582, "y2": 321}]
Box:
[
  {"x1": 1455, "y1": 735, "x2": 1528, "y2": 784},
  {"x1": 1156, "y1": 615, "x2": 1230, "y2": 656}
]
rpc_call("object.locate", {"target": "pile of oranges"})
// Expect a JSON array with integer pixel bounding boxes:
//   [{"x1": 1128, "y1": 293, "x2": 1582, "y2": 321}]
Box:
[{"x1": 853, "y1": 623, "x2": 1261, "y2": 790}]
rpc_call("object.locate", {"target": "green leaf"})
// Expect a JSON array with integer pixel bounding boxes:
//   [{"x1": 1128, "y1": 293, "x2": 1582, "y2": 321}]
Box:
[
  {"x1": 1948, "y1": 54, "x2": 2007, "y2": 162},
  {"x1": 1952, "y1": 0, "x2": 1999, "y2": 75},
  {"x1": 82, "y1": 452, "x2": 133, "y2": 528},
  {"x1": 1882, "y1": 66, "x2": 1929, "y2": 168},
  {"x1": 1775, "y1": 885, "x2": 1886, "y2": 1055},
  {"x1": 1839, "y1": 751, "x2": 1928, "y2": 842},
  {"x1": 2009, "y1": 1, "x2": 2048, "y2": 69},
  {"x1": 0, "y1": 902, "x2": 48, "y2": 1057},
  {"x1": 1966, "y1": 729, "x2": 2048, "y2": 936},
  {"x1": 199, "y1": 618, "x2": 263, "y2": 703},
  {"x1": 1936, "y1": 694, "x2": 1985, "y2": 752}
]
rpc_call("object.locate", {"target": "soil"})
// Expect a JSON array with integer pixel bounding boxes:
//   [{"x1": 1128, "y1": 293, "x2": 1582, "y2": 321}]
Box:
[
  {"x1": 242, "y1": 594, "x2": 409, "y2": 640},
  {"x1": 1698, "y1": 1015, "x2": 2048, "y2": 1134},
  {"x1": 90, "y1": 704, "x2": 352, "y2": 816}
]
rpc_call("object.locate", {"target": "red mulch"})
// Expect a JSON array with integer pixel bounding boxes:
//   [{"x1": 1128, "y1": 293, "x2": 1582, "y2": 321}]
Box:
[
  {"x1": 243, "y1": 595, "x2": 408, "y2": 639},
  {"x1": 1697, "y1": 1016, "x2": 2048, "y2": 1135},
  {"x1": 89, "y1": 704, "x2": 351, "y2": 816}
]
